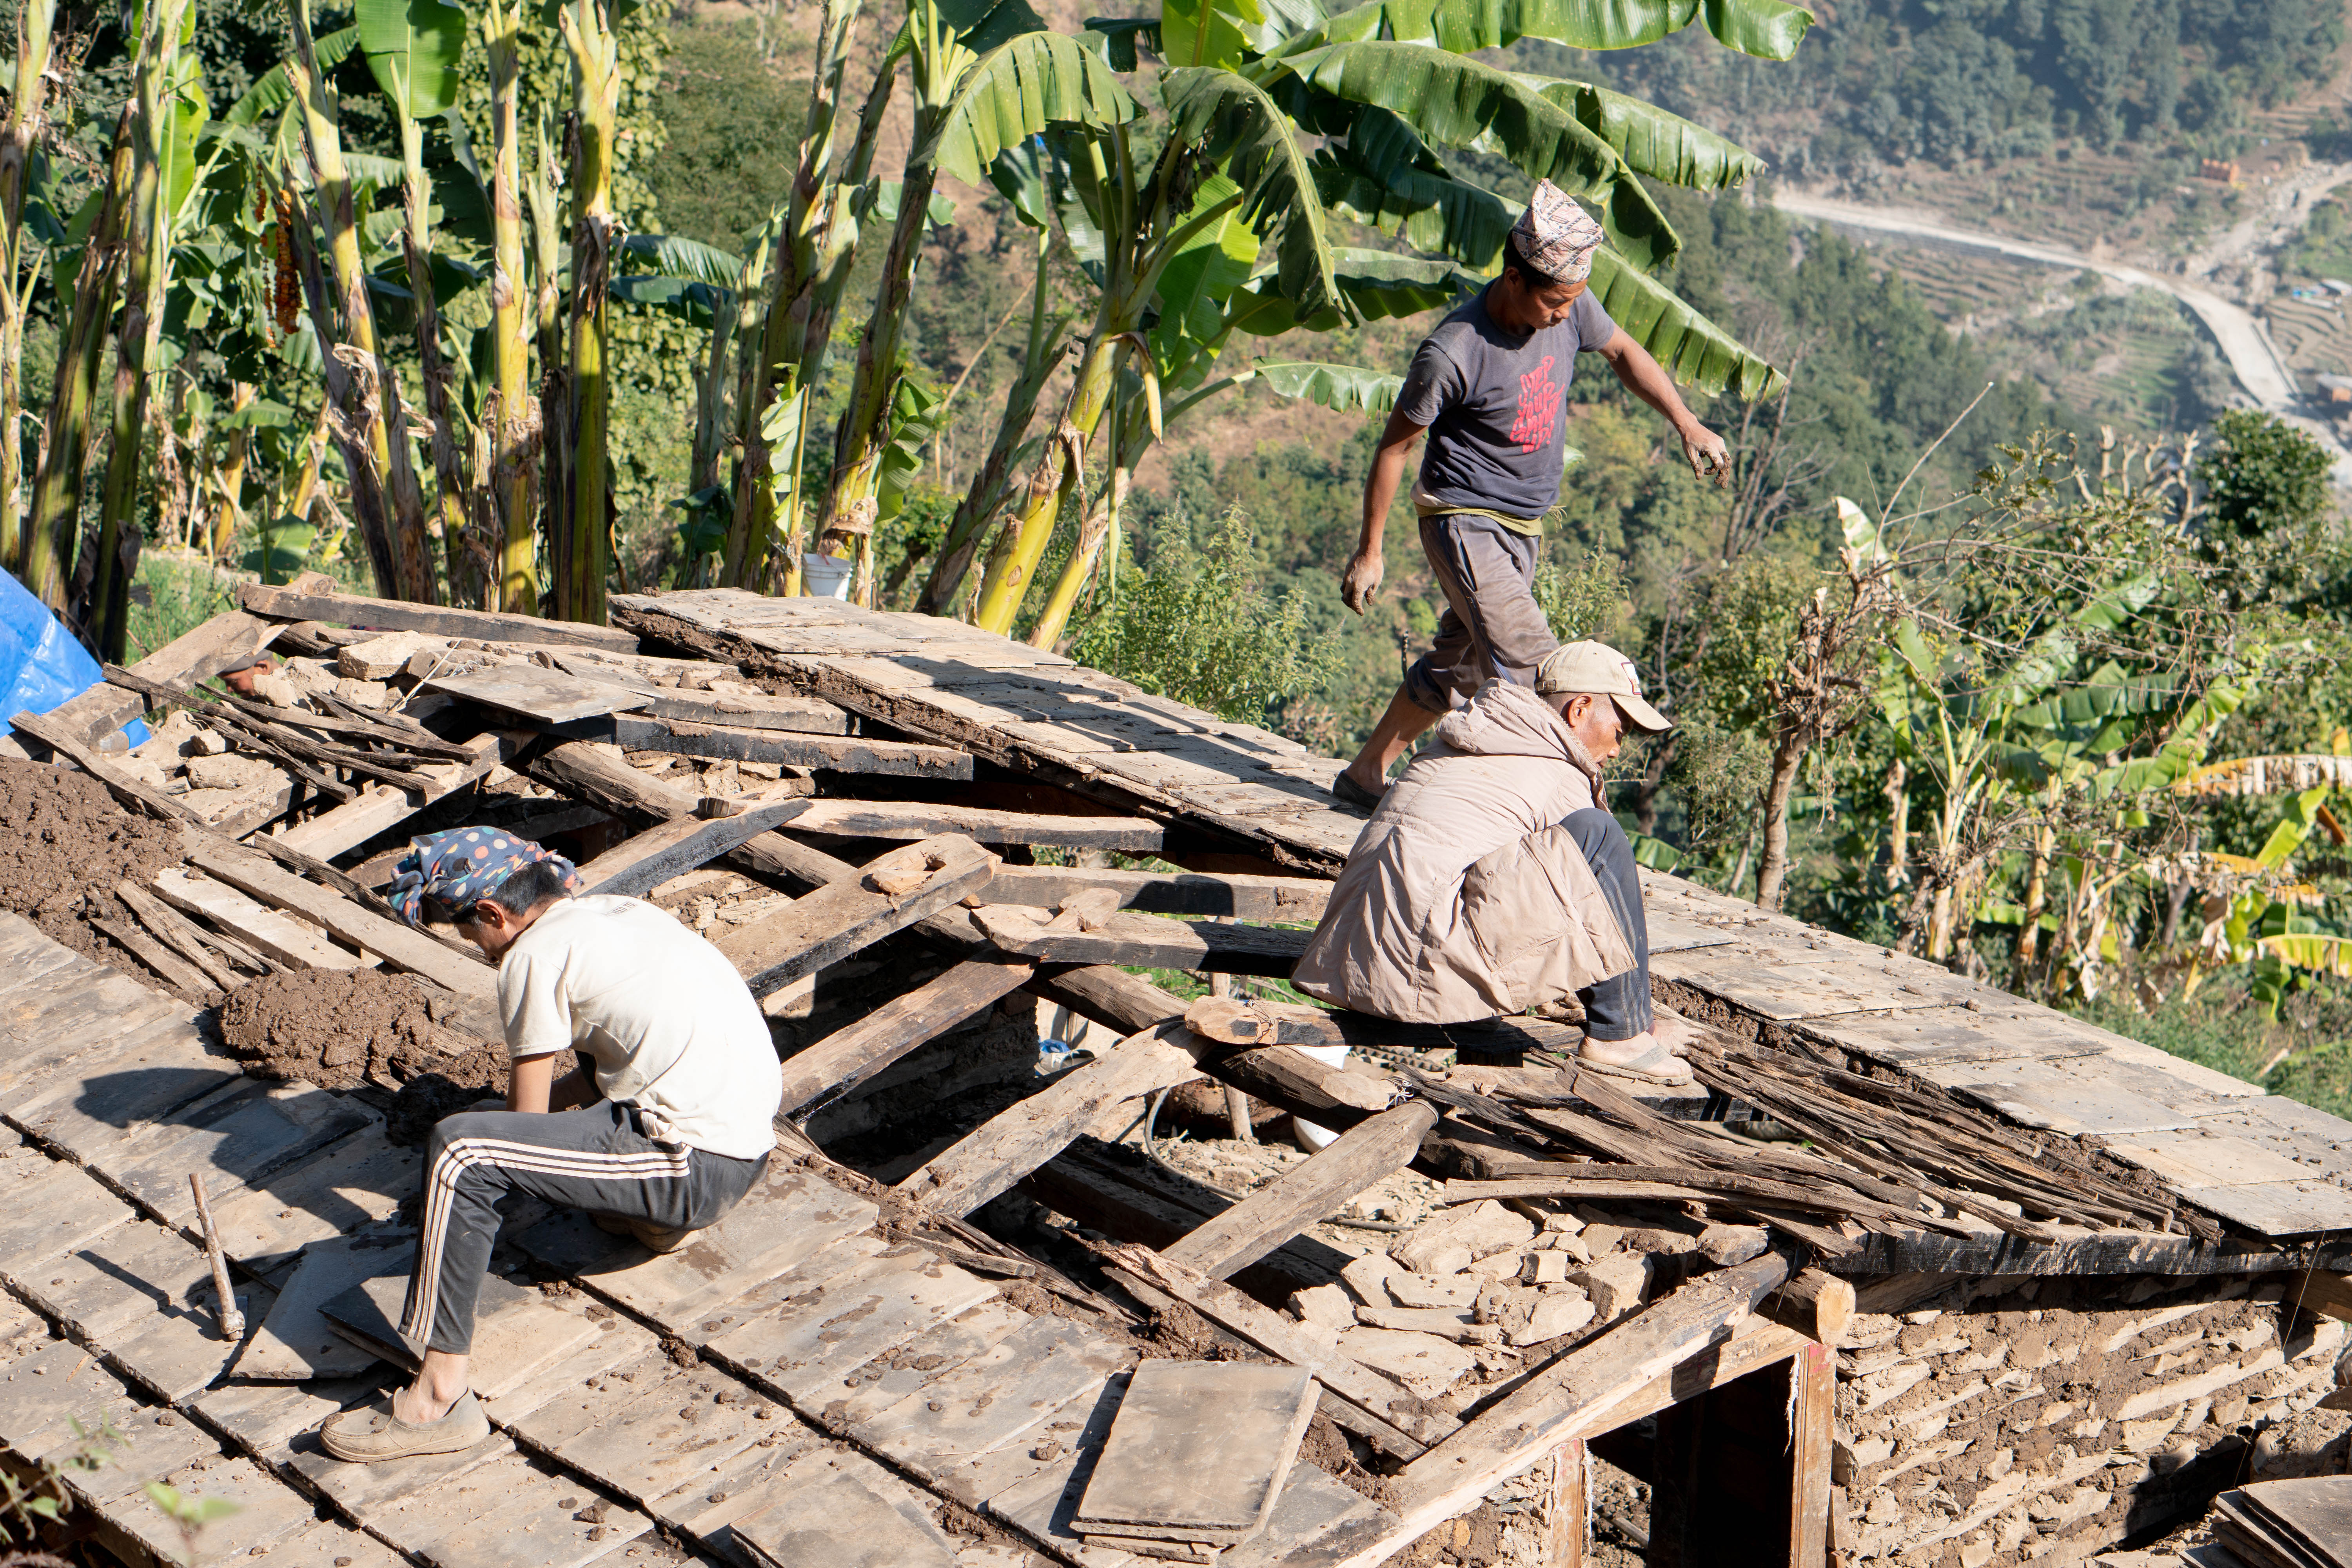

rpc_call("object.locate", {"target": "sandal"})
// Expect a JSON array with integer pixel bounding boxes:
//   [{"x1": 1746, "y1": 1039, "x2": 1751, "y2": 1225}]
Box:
[
  {"x1": 1574, "y1": 1040, "x2": 1695, "y2": 1087},
  {"x1": 1330, "y1": 771, "x2": 1387, "y2": 812}
]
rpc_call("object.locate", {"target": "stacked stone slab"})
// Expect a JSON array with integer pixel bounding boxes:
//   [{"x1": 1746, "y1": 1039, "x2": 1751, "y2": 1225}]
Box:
[{"x1": 1834, "y1": 1274, "x2": 2350, "y2": 1567}]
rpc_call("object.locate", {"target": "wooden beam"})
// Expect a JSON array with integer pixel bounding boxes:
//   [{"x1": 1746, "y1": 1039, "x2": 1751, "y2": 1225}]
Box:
[
  {"x1": 36, "y1": 609, "x2": 278, "y2": 747},
  {"x1": 179, "y1": 834, "x2": 496, "y2": 1000},
  {"x1": 976, "y1": 865, "x2": 1333, "y2": 923},
  {"x1": 896, "y1": 1022, "x2": 1202, "y2": 1216},
  {"x1": 1789, "y1": 1341, "x2": 1833, "y2": 1568},
  {"x1": 1544, "y1": 1442, "x2": 1587, "y2": 1568},
  {"x1": 1356, "y1": 1252, "x2": 1796, "y2": 1562},
  {"x1": 1162, "y1": 1102, "x2": 1439, "y2": 1281},
  {"x1": 1441, "y1": 1174, "x2": 1910, "y2": 1226},
  {"x1": 1029, "y1": 964, "x2": 1190, "y2": 1034},
  {"x1": 787, "y1": 799, "x2": 1164, "y2": 850},
  {"x1": 575, "y1": 799, "x2": 814, "y2": 899},
  {"x1": 1183, "y1": 995, "x2": 1583, "y2": 1058},
  {"x1": 971, "y1": 905, "x2": 1309, "y2": 976},
  {"x1": 714, "y1": 833, "x2": 997, "y2": 996},
  {"x1": 2301, "y1": 1273, "x2": 2352, "y2": 1325},
  {"x1": 605, "y1": 715, "x2": 972, "y2": 780},
  {"x1": 1102, "y1": 1244, "x2": 1454, "y2": 1451},
  {"x1": 152, "y1": 867, "x2": 374, "y2": 971},
  {"x1": 1764, "y1": 1269, "x2": 1855, "y2": 1348},
  {"x1": 777, "y1": 895, "x2": 1116, "y2": 1120},
  {"x1": 270, "y1": 730, "x2": 523, "y2": 860},
  {"x1": 779, "y1": 955, "x2": 1037, "y2": 1118},
  {"x1": 239, "y1": 581, "x2": 639, "y2": 652}
]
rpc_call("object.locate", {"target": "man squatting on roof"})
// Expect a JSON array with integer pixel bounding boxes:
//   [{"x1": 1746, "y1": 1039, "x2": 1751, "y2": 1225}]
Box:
[
  {"x1": 319, "y1": 829, "x2": 784, "y2": 1463},
  {"x1": 1307, "y1": 181, "x2": 1729, "y2": 1086}
]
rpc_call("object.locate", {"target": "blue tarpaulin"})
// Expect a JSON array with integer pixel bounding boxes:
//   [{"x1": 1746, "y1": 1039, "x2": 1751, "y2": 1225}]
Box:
[{"x1": 0, "y1": 567, "x2": 145, "y2": 746}]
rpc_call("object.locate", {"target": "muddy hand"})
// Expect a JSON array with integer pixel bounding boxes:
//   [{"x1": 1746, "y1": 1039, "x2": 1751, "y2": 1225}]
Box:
[
  {"x1": 1341, "y1": 548, "x2": 1385, "y2": 614},
  {"x1": 1682, "y1": 425, "x2": 1731, "y2": 486}
]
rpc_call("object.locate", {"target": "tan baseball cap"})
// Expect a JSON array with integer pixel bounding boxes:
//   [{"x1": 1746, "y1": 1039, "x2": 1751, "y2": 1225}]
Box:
[{"x1": 1534, "y1": 641, "x2": 1671, "y2": 733}]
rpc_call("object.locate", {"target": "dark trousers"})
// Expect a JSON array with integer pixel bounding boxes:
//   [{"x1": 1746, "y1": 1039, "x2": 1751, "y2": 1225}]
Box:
[
  {"x1": 1563, "y1": 808, "x2": 1653, "y2": 1042},
  {"x1": 401, "y1": 1100, "x2": 766, "y2": 1355},
  {"x1": 1401, "y1": 513, "x2": 1560, "y2": 713}
]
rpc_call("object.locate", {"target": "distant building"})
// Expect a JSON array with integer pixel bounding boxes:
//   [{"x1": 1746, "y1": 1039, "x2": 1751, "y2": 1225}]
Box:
[
  {"x1": 2201, "y1": 157, "x2": 2241, "y2": 184},
  {"x1": 2314, "y1": 372, "x2": 2352, "y2": 403}
]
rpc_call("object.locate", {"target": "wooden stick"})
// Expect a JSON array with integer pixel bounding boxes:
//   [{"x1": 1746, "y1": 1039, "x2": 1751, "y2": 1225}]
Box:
[
  {"x1": 189, "y1": 1174, "x2": 243, "y2": 1343},
  {"x1": 1164, "y1": 1101, "x2": 1437, "y2": 1281},
  {"x1": 115, "y1": 881, "x2": 245, "y2": 989},
  {"x1": 1212, "y1": 975, "x2": 1255, "y2": 1143}
]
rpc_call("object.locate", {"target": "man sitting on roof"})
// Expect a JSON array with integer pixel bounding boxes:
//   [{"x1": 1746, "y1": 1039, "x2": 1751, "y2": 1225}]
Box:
[
  {"x1": 1292, "y1": 642, "x2": 1699, "y2": 1085},
  {"x1": 318, "y1": 829, "x2": 782, "y2": 1464}
]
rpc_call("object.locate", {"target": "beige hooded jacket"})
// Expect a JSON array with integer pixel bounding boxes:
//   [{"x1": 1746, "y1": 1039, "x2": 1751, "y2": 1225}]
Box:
[{"x1": 1292, "y1": 680, "x2": 1636, "y2": 1024}]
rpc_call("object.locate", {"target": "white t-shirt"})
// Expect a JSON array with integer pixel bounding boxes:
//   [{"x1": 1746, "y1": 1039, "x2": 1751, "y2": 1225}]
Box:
[{"x1": 497, "y1": 894, "x2": 782, "y2": 1161}]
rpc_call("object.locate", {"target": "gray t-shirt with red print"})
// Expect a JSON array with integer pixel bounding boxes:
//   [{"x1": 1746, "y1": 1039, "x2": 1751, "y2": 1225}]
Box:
[{"x1": 1394, "y1": 285, "x2": 1619, "y2": 523}]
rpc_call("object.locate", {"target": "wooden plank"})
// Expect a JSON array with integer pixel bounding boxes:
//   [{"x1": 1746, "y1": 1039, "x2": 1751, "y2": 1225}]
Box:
[
  {"x1": 357, "y1": 1443, "x2": 655, "y2": 1568},
  {"x1": 606, "y1": 714, "x2": 973, "y2": 779},
  {"x1": 1545, "y1": 1442, "x2": 1586, "y2": 1568},
  {"x1": 508, "y1": 1352, "x2": 776, "y2": 1507},
  {"x1": 424, "y1": 665, "x2": 650, "y2": 724},
  {"x1": 1100, "y1": 1245, "x2": 1448, "y2": 1451},
  {"x1": 730, "y1": 1463, "x2": 962, "y2": 1568},
  {"x1": 1163, "y1": 1102, "x2": 1437, "y2": 1281},
  {"x1": 711, "y1": 1246, "x2": 999, "y2": 1407},
  {"x1": 89, "y1": 914, "x2": 215, "y2": 998},
  {"x1": 779, "y1": 954, "x2": 1039, "y2": 1118},
  {"x1": 575, "y1": 797, "x2": 815, "y2": 898},
  {"x1": 1362, "y1": 1254, "x2": 1796, "y2": 1563},
  {"x1": 787, "y1": 798, "x2": 1164, "y2": 850},
  {"x1": 989, "y1": 864, "x2": 1332, "y2": 922},
  {"x1": 605, "y1": 679, "x2": 849, "y2": 735},
  {"x1": 861, "y1": 1318, "x2": 1132, "y2": 1488},
  {"x1": 38, "y1": 608, "x2": 277, "y2": 746},
  {"x1": 207, "y1": 1127, "x2": 423, "y2": 1277},
  {"x1": 896, "y1": 1022, "x2": 1204, "y2": 1216},
  {"x1": 152, "y1": 866, "x2": 372, "y2": 971},
  {"x1": 714, "y1": 833, "x2": 997, "y2": 996},
  {"x1": 972, "y1": 904, "x2": 1310, "y2": 976},
  {"x1": 181, "y1": 834, "x2": 495, "y2": 998},
  {"x1": 108, "y1": 1079, "x2": 377, "y2": 1225},
  {"x1": 237, "y1": 1235, "x2": 410, "y2": 1381},
  {"x1": 239, "y1": 581, "x2": 641, "y2": 652},
  {"x1": 1071, "y1": 1361, "x2": 1317, "y2": 1543},
  {"x1": 114, "y1": 881, "x2": 244, "y2": 990},
  {"x1": 272, "y1": 730, "x2": 522, "y2": 860}
]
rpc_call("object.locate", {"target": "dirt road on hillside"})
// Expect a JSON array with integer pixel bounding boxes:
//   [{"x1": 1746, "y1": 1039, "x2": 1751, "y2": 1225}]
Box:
[{"x1": 1771, "y1": 190, "x2": 2352, "y2": 481}]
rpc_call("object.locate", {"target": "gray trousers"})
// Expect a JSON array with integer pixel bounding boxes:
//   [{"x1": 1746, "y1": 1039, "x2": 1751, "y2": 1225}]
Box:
[
  {"x1": 401, "y1": 1100, "x2": 766, "y2": 1355},
  {"x1": 1564, "y1": 808, "x2": 1653, "y2": 1042},
  {"x1": 1401, "y1": 512, "x2": 1560, "y2": 713}
]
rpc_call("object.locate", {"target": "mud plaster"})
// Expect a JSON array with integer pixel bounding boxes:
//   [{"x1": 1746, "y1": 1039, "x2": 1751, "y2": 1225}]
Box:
[{"x1": 0, "y1": 758, "x2": 179, "y2": 962}]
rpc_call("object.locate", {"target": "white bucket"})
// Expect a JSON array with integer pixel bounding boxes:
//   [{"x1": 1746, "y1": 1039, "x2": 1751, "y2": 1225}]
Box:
[
  {"x1": 1289, "y1": 1043, "x2": 1353, "y2": 1152},
  {"x1": 800, "y1": 552, "x2": 854, "y2": 600}
]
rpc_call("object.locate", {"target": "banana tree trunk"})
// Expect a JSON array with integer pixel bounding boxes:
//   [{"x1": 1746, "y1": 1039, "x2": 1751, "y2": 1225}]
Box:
[
  {"x1": 558, "y1": 0, "x2": 620, "y2": 626},
  {"x1": 18, "y1": 103, "x2": 135, "y2": 613},
  {"x1": 484, "y1": 0, "x2": 537, "y2": 613},
  {"x1": 918, "y1": 232, "x2": 1063, "y2": 616},
  {"x1": 527, "y1": 109, "x2": 566, "y2": 615},
  {"x1": 279, "y1": 180, "x2": 399, "y2": 600},
  {"x1": 971, "y1": 325, "x2": 1120, "y2": 636},
  {"x1": 0, "y1": 0, "x2": 56, "y2": 570},
  {"x1": 91, "y1": 0, "x2": 188, "y2": 661},
  {"x1": 210, "y1": 381, "x2": 255, "y2": 559},
  {"x1": 398, "y1": 115, "x2": 484, "y2": 608},
  {"x1": 1028, "y1": 456, "x2": 1127, "y2": 649},
  {"x1": 284, "y1": 3, "x2": 435, "y2": 603}
]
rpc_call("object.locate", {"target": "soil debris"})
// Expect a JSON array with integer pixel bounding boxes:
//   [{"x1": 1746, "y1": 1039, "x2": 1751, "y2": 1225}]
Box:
[
  {"x1": 216, "y1": 967, "x2": 572, "y2": 1144},
  {"x1": 0, "y1": 758, "x2": 179, "y2": 961}
]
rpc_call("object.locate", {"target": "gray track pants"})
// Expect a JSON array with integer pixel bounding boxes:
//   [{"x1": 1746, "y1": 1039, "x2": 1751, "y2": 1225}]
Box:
[
  {"x1": 401, "y1": 1100, "x2": 766, "y2": 1355},
  {"x1": 1401, "y1": 512, "x2": 1559, "y2": 713},
  {"x1": 1564, "y1": 808, "x2": 1653, "y2": 1042}
]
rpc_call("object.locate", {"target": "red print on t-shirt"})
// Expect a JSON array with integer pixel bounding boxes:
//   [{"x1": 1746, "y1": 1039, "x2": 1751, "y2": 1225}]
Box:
[{"x1": 1507, "y1": 356, "x2": 1561, "y2": 454}]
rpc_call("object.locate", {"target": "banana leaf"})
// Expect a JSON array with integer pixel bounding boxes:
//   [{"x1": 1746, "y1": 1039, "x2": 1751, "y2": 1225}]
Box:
[{"x1": 926, "y1": 31, "x2": 1138, "y2": 188}]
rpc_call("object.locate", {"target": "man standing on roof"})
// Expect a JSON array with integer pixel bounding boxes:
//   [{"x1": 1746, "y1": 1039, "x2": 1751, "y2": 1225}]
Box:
[
  {"x1": 318, "y1": 828, "x2": 782, "y2": 1464},
  {"x1": 1295, "y1": 642, "x2": 1701, "y2": 1085},
  {"x1": 1329, "y1": 180, "x2": 1729, "y2": 812}
]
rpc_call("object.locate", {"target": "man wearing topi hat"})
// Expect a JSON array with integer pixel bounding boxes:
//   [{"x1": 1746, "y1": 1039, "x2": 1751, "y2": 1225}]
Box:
[
  {"x1": 1294, "y1": 641, "x2": 1702, "y2": 1084},
  {"x1": 1329, "y1": 179, "x2": 1730, "y2": 809}
]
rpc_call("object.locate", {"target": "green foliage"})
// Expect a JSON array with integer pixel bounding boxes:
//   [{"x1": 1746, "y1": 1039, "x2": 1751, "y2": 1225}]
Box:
[
  {"x1": 639, "y1": 20, "x2": 800, "y2": 252},
  {"x1": 2196, "y1": 410, "x2": 2336, "y2": 540},
  {"x1": 1074, "y1": 508, "x2": 1347, "y2": 724}
]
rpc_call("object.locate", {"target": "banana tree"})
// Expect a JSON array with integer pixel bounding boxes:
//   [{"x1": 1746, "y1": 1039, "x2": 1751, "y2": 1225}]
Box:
[
  {"x1": 2171, "y1": 736, "x2": 2352, "y2": 1014},
  {"x1": 0, "y1": 0, "x2": 57, "y2": 568},
  {"x1": 951, "y1": 0, "x2": 1803, "y2": 639}
]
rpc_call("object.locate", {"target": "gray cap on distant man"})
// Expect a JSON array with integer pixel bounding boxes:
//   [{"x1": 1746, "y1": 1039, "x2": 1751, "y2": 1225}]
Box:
[{"x1": 1534, "y1": 641, "x2": 1671, "y2": 733}]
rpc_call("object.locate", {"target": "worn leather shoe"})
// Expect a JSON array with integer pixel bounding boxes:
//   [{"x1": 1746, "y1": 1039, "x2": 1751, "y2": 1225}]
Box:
[
  {"x1": 319, "y1": 1389, "x2": 490, "y2": 1463},
  {"x1": 592, "y1": 1211, "x2": 696, "y2": 1254},
  {"x1": 1330, "y1": 771, "x2": 1387, "y2": 811}
]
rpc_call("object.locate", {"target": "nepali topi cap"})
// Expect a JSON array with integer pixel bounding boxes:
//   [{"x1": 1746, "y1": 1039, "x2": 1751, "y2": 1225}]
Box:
[{"x1": 1510, "y1": 180, "x2": 1605, "y2": 284}]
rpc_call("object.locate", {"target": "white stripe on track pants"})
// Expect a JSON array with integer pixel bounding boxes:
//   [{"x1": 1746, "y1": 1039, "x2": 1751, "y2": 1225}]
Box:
[{"x1": 402, "y1": 1100, "x2": 767, "y2": 1354}]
